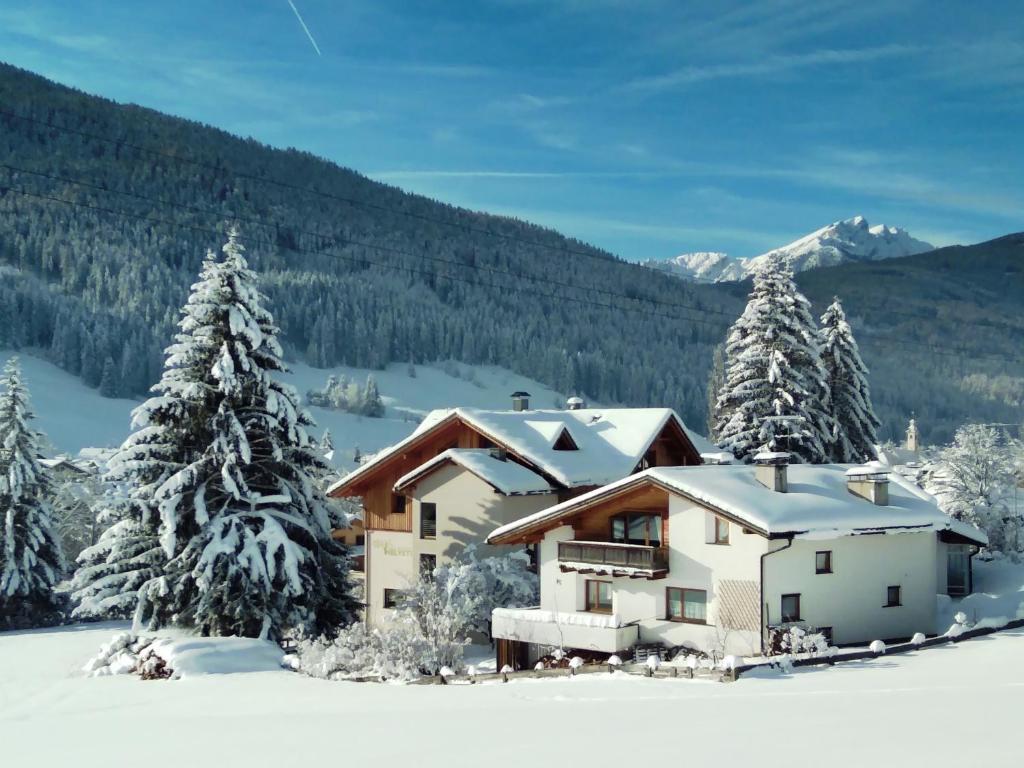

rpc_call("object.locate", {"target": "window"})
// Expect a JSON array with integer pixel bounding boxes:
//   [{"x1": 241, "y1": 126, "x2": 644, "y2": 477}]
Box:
[
  {"x1": 420, "y1": 554, "x2": 437, "y2": 575},
  {"x1": 947, "y1": 546, "x2": 969, "y2": 596},
  {"x1": 420, "y1": 502, "x2": 437, "y2": 539},
  {"x1": 391, "y1": 493, "x2": 405, "y2": 515},
  {"x1": 585, "y1": 580, "x2": 613, "y2": 613},
  {"x1": 815, "y1": 550, "x2": 832, "y2": 574},
  {"x1": 383, "y1": 589, "x2": 401, "y2": 609},
  {"x1": 713, "y1": 516, "x2": 730, "y2": 545},
  {"x1": 781, "y1": 593, "x2": 801, "y2": 623},
  {"x1": 355, "y1": 534, "x2": 365, "y2": 547},
  {"x1": 818, "y1": 626, "x2": 834, "y2": 645},
  {"x1": 610, "y1": 513, "x2": 662, "y2": 546},
  {"x1": 885, "y1": 585, "x2": 901, "y2": 607},
  {"x1": 666, "y1": 587, "x2": 707, "y2": 624}
]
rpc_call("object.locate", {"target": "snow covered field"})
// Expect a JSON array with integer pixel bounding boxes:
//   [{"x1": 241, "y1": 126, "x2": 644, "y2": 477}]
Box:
[
  {"x1": 0, "y1": 350, "x2": 571, "y2": 468},
  {"x1": 0, "y1": 621, "x2": 1021, "y2": 767}
]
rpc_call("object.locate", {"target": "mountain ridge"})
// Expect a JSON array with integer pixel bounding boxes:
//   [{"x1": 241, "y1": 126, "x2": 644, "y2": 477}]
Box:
[{"x1": 646, "y1": 216, "x2": 934, "y2": 282}]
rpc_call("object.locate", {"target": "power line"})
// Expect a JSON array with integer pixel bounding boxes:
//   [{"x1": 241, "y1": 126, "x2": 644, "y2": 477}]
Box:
[
  {"x1": 2, "y1": 176, "x2": 1020, "y2": 366},
  {"x1": 3, "y1": 104, "x2": 1020, "y2": 334}
]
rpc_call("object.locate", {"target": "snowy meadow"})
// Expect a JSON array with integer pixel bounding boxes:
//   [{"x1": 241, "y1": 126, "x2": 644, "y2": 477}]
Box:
[{"x1": 1, "y1": 621, "x2": 1021, "y2": 768}]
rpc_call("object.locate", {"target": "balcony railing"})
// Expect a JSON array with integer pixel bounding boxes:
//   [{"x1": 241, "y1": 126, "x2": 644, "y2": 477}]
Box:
[{"x1": 557, "y1": 540, "x2": 669, "y2": 576}]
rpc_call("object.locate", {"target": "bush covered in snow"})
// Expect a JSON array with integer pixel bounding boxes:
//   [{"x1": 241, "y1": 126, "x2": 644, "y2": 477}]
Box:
[
  {"x1": 289, "y1": 621, "x2": 427, "y2": 682},
  {"x1": 306, "y1": 374, "x2": 384, "y2": 418},
  {"x1": 768, "y1": 625, "x2": 830, "y2": 656}
]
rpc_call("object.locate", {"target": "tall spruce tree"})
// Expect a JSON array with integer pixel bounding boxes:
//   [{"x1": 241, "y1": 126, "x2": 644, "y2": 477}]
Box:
[
  {"x1": 131, "y1": 229, "x2": 355, "y2": 638},
  {"x1": 0, "y1": 358, "x2": 65, "y2": 626},
  {"x1": 713, "y1": 254, "x2": 832, "y2": 463},
  {"x1": 820, "y1": 298, "x2": 880, "y2": 462}
]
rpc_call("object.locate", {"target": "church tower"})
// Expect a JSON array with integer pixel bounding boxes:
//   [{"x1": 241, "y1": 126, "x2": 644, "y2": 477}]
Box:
[{"x1": 906, "y1": 417, "x2": 919, "y2": 454}]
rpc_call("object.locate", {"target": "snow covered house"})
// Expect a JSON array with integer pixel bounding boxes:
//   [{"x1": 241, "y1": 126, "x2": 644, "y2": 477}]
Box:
[
  {"x1": 486, "y1": 454, "x2": 986, "y2": 667},
  {"x1": 327, "y1": 396, "x2": 706, "y2": 627}
]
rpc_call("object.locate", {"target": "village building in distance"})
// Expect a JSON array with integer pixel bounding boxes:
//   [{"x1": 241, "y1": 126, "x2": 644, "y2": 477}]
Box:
[{"x1": 328, "y1": 393, "x2": 707, "y2": 627}]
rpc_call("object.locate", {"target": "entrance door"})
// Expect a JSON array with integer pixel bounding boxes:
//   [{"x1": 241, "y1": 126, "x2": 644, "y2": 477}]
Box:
[{"x1": 947, "y1": 546, "x2": 969, "y2": 596}]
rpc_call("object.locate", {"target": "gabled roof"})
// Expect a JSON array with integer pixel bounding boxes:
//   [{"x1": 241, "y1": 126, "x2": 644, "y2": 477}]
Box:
[
  {"x1": 329, "y1": 406, "x2": 704, "y2": 496},
  {"x1": 394, "y1": 448, "x2": 554, "y2": 496},
  {"x1": 487, "y1": 464, "x2": 987, "y2": 546}
]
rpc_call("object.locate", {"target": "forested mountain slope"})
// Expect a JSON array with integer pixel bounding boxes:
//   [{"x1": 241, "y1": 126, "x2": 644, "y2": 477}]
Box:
[
  {"x1": 0, "y1": 63, "x2": 734, "y2": 430},
  {"x1": 0, "y1": 63, "x2": 1019, "y2": 444},
  {"x1": 795, "y1": 234, "x2": 1024, "y2": 442}
]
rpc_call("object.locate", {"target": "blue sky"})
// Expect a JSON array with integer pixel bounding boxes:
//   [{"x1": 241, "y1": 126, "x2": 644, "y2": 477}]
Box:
[{"x1": 1, "y1": 1, "x2": 1022, "y2": 260}]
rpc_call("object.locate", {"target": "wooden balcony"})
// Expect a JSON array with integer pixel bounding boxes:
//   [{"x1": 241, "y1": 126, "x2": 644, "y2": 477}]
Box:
[{"x1": 557, "y1": 540, "x2": 669, "y2": 579}]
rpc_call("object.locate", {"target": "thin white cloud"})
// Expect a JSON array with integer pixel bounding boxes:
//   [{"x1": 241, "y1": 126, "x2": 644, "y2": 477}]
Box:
[{"x1": 623, "y1": 44, "x2": 922, "y2": 92}]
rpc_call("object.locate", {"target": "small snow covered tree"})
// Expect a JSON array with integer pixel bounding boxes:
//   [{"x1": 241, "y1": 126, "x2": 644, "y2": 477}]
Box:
[
  {"x1": 360, "y1": 376, "x2": 385, "y2": 417},
  {"x1": 713, "y1": 254, "x2": 832, "y2": 463},
  {"x1": 132, "y1": 229, "x2": 357, "y2": 639},
  {"x1": 0, "y1": 358, "x2": 65, "y2": 626},
  {"x1": 924, "y1": 424, "x2": 1021, "y2": 553},
  {"x1": 819, "y1": 298, "x2": 879, "y2": 462}
]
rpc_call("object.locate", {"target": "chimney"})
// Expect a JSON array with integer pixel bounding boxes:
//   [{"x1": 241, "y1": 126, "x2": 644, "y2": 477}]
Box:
[
  {"x1": 566, "y1": 396, "x2": 585, "y2": 411},
  {"x1": 511, "y1": 391, "x2": 531, "y2": 412},
  {"x1": 753, "y1": 451, "x2": 789, "y2": 493},
  {"x1": 846, "y1": 464, "x2": 890, "y2": 506}
]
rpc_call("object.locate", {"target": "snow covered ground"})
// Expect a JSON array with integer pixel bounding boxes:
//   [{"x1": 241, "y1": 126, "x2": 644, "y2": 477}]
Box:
[
  {"x1": 0, "y1": 620, "x2": 1021, "y2": 767},
  {"x1": 0, "y1": 350, "x2": 571, "y2": 470}
]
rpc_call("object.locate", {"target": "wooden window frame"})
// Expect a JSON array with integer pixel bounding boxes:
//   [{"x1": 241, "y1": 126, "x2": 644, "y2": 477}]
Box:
[
  {"x1": 815, "y1": 550, "x2": 833, "y2": 574},
  {"x1": 383, "y1": 588, "x2": 401, "y2": 609},
  {"x1": 712, "y1": 515, "x2": 730, "y2": 545},
  {"x1": 885, "y1": 585, "x2": 902, "y2": 607},
  {"x1": 781, "y1": 593, "x2": 801, "y2": 623},
  {"x1": 609, "y1": 512, "x2": 663, "y2": 547},
  {"x1": 666, "y1": 587, "x2": 708, "y2": 625},
  {"x1": 585, "y1": 580, "x2": 613, "y2": 614}
]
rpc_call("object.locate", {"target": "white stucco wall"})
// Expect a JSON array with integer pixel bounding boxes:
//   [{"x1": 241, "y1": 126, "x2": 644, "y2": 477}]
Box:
[
  {"x1": 367, "y1": 463, "x2": 556, "y2": 629},
  {"x1": 523, "y1": 491, "x2": 946, "y2": 655},
  {"x1": 763, "y1": 531, "x2": 938, "y2": 645},
  {"x1": 411, "y1": 463, "x2": 557, "y2": 567},
  {"x1": 535, "y1": 497, "x2": 769, "y2": 656},
  {"x1": 365, "y1": 529, "x2": 415, "y2": 628}
]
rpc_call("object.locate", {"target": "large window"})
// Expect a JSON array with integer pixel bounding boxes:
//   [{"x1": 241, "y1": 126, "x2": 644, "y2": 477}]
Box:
[
  {"x1": 610, "y1": 513, "x2": 662, "y2": 546},
  {"x1": 666, "y1": 587, "x2": 707, "y2": 624},
  {"x1": 947, "y1": 546, "x2": 969, "y2": 596},
  {"x1": 885, "y1": 585, "x2": 902, "y2": 607},
  {"x1": 585, "y1": 580, "x2": 613, "y2": 613},
  {"x1": 815, "y1": 550, "x2": 832, "y2": 574},
  {"x1": 781, "y1": 593, "x2": 801, "y2": 623},
  {"x1": 420, "y1": 502, "x2": 437, "y2": 539}
]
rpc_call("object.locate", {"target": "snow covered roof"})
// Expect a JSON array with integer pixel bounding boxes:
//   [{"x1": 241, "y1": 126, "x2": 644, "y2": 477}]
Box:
[
  {"x1": 394, "y1": 449, "x2": 554, "y2": 496},
  {"x1": 329, "y1": 406, "x2": 705, "y2": 494},
  {"x1": 488, "y1": 464, "x2": 987, "y2": 546}
]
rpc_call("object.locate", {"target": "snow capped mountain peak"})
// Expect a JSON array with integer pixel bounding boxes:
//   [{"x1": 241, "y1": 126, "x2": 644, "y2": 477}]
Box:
[{"x1": 644, "y1": 217, "x2": 934, "y2": 283}]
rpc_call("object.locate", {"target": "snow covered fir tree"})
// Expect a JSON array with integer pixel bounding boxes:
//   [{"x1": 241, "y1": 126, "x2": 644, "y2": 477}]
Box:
[
  {"x1": 74, "y1": 229, "x2": 357, "y2": 639},
  {"x1": 819, "y1": 298, "x2": 880, "y2": 462},
  {"x1": 0, "y1": 358, "x2": 65, "y2": 628},
  {"x1": 713, "y1": 254, "x2": 832, "y2": 463}
]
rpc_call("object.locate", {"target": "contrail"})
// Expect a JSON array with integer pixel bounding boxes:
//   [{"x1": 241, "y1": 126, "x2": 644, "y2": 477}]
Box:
[{"x1": 287, "y1": 0, "x2": 322, "y2": 56}]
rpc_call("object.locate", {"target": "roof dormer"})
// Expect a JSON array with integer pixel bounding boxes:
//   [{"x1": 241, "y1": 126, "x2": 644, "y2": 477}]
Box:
[{"x1": 552, "y1": 427, "x2": 579, "y2": 451}]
